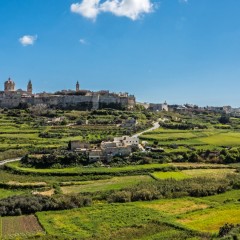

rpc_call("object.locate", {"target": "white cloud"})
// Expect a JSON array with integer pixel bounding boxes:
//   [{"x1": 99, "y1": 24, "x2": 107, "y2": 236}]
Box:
[
  {"x1": 100, "y1": 0, "x2": 153, "y2": 20},
  {"x1": 71, "y1": 0, "x2": 100, "y2": 20},
  {"x1": 19, "y1": 35, "x2": 37, "y2": 46},
  {"x1": 70, "y1": 0, "x2": 154, "y2": 21},
  {"x1": 79, "y1": 38, "x2": 87, "y2": 44}
]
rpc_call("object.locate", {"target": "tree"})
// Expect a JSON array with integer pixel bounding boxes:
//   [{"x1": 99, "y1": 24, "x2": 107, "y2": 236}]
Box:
[{"x1": 219, "y1": 114, "x2": 230, "y2": 124}]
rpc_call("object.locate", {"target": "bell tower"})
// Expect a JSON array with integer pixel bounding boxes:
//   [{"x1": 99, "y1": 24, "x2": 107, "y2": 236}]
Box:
[
  {"x1": 76, "y1": 81, "x2": 80, "y2": 92},
  {"x1": 27, "y1": 80, "x2": 32, "y2": 95}
]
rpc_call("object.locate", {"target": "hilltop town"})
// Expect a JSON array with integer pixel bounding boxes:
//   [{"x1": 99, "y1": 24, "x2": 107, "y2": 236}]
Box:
[{"x1": 0, "y1": 78, "x2": 136, "y2": 110}]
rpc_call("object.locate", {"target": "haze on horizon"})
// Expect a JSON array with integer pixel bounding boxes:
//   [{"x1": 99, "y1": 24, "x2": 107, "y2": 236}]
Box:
[{"x1": 0, "y1": 0, "x2": 240, "y2": 107}]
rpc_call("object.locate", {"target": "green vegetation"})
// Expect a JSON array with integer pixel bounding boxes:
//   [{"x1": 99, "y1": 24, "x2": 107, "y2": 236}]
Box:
[
  {"x1": 36, "y1": 204, "x2": 202, "y2": 240},
  {"x1": 0, "y1": 108, "x2": 155, "y2": 154},
  {"x1": 136, "y1": 198, "x2": 210, "y2": 216},
  {"x1": 0, "y1": 189, "x2": 26, "y2": 199},
  {"x1": 151, "y1": 171, "x2": 190, "y2": 180},
  {"x1": 202, "y1": 189, "x2": 240, "y2": 204},
  {"x1": 177, "y1": 203, "x2": 240, "y2": 233},
  {"x1": 1, "y1": 109, "x2": 240, "y2": 239},
  {"x1": 61, "y1": 175, "x2": 152, "y2": 194},
  {"x1": 152, "y1": 168, "x2": 237, "y2": 181},
  {"x1": 6, "y1": 161, "x2": 173, "y2": 176},
  {"x1": 0, "y1": 194, "x2": 92, "y2": 216}
]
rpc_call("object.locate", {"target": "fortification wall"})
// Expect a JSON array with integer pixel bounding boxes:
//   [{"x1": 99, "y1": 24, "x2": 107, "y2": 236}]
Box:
[{"x1": 0, "y1": 93, "x2": 136, "y2": 109}]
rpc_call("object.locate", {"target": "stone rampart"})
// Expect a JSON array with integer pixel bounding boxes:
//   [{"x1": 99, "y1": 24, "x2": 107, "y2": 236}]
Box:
[{"x1": 0, "y1": 92, "x2": 135, "y2": 110}]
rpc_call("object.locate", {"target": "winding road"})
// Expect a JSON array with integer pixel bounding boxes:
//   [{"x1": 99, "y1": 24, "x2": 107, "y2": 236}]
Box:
[
  {"x1": 0, "y1": 158, "x2": 21, "y2": 166},
  {"x1": 132, "y1": 121, "x2": 160, "y2": 138}
]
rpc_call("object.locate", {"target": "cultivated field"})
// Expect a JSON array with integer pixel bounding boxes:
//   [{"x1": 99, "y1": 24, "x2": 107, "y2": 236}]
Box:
[
  {"x1": 36, "y1": 190, "x2": 240, "y2": 238},
  {"x1": 6, "y1": 161, "x2": 172, "y2": 175},
  {"x1": 152, "y1": 168, "x2": 237, "y2": 180},
  {"x1": 0, "y1": 215, "x2": 44, "y2": 239},
  {"x1": 36, "y1": 204, "x2": 201, "y2": 240},
  {"x1": 140, "y1": 129, "x2": 240, "y2": 151},
  {"x1": 61, "y1": 175, "x2": 153, "y2": 194},
  {"x1": 177, "y1": 203, "x2": 240, "y2": 233}
]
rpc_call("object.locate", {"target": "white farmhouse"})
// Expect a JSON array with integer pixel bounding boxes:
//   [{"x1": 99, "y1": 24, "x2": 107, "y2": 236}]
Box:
[{"x1": 113, "y1": 136, "x2": 139, "y2": 146}]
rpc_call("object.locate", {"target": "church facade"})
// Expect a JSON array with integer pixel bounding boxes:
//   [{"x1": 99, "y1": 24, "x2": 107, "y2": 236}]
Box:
[{"x1": 0, "y1": 78, "x2": 136, "y2": 110}]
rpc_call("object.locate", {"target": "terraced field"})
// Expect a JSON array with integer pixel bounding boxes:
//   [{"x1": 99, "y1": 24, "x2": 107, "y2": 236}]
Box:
[
  {"x1": 61, "y1": 175, "x2": 153, "y2": 193},
  {"x1": 140, "y1": 129, "x2": 240, "y2": 149},
  {"x1": 151, "y1": 168, "x2": 236, "y2": 180},
  {"x1": 177, "y1": 203, "x2": 240, "y2": 233},
  {"x1": 0, "y1": 215, "x2": 44, "y2": 239},
  {"x1": 36, "y1": 190, "x2": 240, "y2": 238},
  {"x1": 36, "y1": 204, "x2": 201, "y2": 240}
]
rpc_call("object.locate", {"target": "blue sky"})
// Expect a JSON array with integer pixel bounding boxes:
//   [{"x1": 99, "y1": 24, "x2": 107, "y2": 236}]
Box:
[{"x1": 0, "y1": 0, "x2": 240, "y2": 106}]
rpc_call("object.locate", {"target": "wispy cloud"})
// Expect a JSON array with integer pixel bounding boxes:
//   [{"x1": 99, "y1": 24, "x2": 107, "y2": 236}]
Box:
[
  {"x1": 79, "y1": 38, "x2": 88, "y2": 44},
  {"x1": 19, "y1": 35, "x2": 37, "y2": 46},
  {"x1": 179, "y1": 0, "x2": 188, "y2": 4},
  {"x1": 71, "y1": 0, "x2": 154, "y2": 21}
]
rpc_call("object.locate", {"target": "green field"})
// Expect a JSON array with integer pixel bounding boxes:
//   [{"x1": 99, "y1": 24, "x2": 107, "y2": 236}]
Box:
[
  {"x1": 141, "y1": 129, "x2": 240, "y2": 148},
  {"x1": 61, "y1": 175, "x2": 153, "y2": 193},
  {"x1": 6, "y1": 161, "x2": 172, "y2": 175},
  {"x1": 151, "y1": 171, "x2": 190, "y2": 180},
  {"x1": 177, "y1": 203, "x2": 240, "y2": 233},
  {"x1": 36, "y1": 189, "x2": 240, "y2": 237},
  {"x1": 182, "y1": 168, "x2": 237, "y2": 178},
  {"x1": 151, "y1": 168, "x2": 236, "y2": 180},
  {"x1": 202, "y1": 189, "x2": 240, "y2": 203},
  {"x1": 0, "y1": 188, "x2": 26, "y2": 199},
  {"x1": 36, "y1": 204, "x2": 201, "y2": 240},
  {"x1": 136, "y1": 198, "x2": 210, "y2": 216}
]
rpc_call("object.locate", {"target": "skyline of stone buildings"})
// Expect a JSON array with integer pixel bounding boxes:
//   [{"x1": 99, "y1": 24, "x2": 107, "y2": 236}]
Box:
[{"x1": 0, "y1": 77, "x2": 136, "y2": 110}]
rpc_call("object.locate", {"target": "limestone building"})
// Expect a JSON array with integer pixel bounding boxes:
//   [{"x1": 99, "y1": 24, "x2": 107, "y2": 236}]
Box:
[
  {"x1": 0, "y1": 77, "x2": 136, "y2": 110},
  {"x1": 4, "y1": 78, "x2": 15, "y2": 92}
]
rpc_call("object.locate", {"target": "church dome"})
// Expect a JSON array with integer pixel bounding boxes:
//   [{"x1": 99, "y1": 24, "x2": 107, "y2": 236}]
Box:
[{"x1": 4, "y1": 77, "x2": 15, "y2": 92}]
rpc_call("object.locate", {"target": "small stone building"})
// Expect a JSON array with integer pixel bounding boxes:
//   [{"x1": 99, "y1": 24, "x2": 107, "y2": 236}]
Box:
[
  {"x1": 69, "y1": 141, "x2": 90, "y2": 151},
  {"x1": 89, "y1": 150, "x2": 103, "y2": 162}
]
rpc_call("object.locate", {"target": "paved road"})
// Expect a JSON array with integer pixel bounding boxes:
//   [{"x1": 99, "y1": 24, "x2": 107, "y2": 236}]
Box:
[
  {"x1": 132, "y1": 121, "x2": 160, "y2": 138},
  {"x1": 0, "y1": 158, "x2": 21, "y2": 166}
]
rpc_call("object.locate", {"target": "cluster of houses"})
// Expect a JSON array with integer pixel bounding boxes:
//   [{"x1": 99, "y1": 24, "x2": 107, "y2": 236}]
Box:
[
  {"x1": 69, "y1": 136, "x2": 139, "y2": 162},
  {"x1": 167, "y1": 103, "x2": 240, "y2": 116}
]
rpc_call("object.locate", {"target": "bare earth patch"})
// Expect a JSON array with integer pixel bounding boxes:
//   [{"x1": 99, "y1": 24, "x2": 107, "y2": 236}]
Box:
[
  {"x1": 1, "y1": 215, "x2": 44, "y2": 238},
  {"x1": 33, "y1": 189, "x2": 55, "y2": 196}
]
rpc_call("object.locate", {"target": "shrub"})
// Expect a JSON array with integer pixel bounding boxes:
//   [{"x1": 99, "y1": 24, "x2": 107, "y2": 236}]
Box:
[
  {"x1": 0, "y1": 194, "x2": 92, "y2": 216},
  {"x1": 108, "y1": 191, "x2": 131, "y2": 203},
  {"x1": 219, "y1": 223, "x2": 235, "y2": 237}
]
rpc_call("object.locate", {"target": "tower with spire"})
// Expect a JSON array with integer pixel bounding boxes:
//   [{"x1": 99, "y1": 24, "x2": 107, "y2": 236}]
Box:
[
  {"x1": 76, "y1": 81, "x2": 80, "y2": 92},
  {"x1": 27, "y1": 80, "x2": 32, "y2": 95}
]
